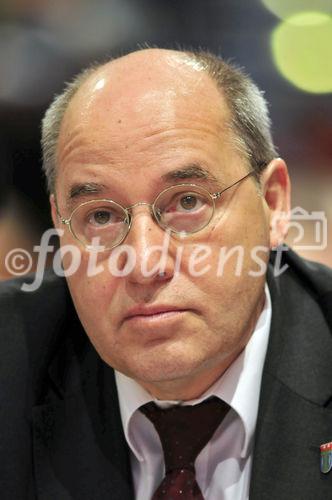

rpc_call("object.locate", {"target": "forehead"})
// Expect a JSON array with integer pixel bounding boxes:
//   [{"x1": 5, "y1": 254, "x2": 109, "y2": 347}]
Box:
[
  {"x1": 56, "y1": 51, "x2": 240, "y2": 202},
  {"x1": 59, "y1": 52, "x2": 230, "y2": 146}
]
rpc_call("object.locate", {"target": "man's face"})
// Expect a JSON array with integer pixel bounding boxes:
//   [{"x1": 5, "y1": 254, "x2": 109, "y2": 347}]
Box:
[{"x1": 52, "y1": 51, "x2": 279, "y2": 398}]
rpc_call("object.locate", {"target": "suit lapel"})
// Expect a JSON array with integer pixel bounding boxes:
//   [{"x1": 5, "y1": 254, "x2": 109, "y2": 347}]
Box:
[
  {"x1": 250, "y1": 256, "x2": 332, "y2": 499},
  {"x1": 32, "y1": 310, "x2": 134, "y2": 500}
]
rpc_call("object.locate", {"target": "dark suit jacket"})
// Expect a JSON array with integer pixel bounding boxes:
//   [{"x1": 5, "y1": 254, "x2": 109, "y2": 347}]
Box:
[{"x1": 0, "y1": 248, "x2": 331, "y2": 499}]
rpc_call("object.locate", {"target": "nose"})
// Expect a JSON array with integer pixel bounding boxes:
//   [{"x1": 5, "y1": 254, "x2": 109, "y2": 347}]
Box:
[{"x1": 122, "y1": 205, "x2": 175, "y2": 285}]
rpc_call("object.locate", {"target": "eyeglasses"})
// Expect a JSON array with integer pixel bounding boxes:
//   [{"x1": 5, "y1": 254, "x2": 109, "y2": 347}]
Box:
[{"x1": 56, "y1": 171, "x2": 255, "y2": 250}]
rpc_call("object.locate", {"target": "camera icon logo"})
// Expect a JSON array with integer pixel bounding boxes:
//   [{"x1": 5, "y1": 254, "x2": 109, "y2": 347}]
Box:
[{"x1": 272, "y1": 206, "x2": 328, "y2": 251}]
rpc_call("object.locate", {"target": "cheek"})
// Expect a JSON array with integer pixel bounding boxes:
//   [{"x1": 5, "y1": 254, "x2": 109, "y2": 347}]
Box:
[
  {"x1": 175, "y1": 203, "x2": 269, "y2": 327},
  {"x1": 178, "y1": 207, "x2": 270, "y2": 281},
  {"x1": 66, "y1": 267, "x2": 121, "y2": 362},
  {"x1": 59, "y1": 239, "x2": 119, "y2": 328}
]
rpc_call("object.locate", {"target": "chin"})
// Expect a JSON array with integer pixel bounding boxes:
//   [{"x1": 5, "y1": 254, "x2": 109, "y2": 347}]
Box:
[{"x1": 117, "y1": 346, "x2": 215, "y2": 385}]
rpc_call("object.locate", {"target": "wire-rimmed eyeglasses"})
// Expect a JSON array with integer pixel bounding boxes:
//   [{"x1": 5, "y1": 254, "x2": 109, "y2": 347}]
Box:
[{"x1": 56, "y1": 170, "x2": 255, "y2": 250}]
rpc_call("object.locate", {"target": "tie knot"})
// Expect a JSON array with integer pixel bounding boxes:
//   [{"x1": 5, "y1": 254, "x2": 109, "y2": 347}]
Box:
[{"x1": 140, "y1": 396, "x2": 229, "y2": 472}]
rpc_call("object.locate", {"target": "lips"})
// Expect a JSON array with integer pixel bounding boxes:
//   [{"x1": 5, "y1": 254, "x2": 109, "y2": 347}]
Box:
[{"x1": 123, "y1": 305, "x2": 189, "y2": 323}]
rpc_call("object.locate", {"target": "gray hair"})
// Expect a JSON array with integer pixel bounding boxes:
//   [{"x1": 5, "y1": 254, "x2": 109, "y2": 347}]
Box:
[
  {"x1": 185, "y1": 51, "x2": 277, "y2": 177},
  {"x1": 41, "y1": 64, "x2": 99, "y2": 194},
  {"x1": 41, "y1": 49, "x2": 277, "y2": 193}
]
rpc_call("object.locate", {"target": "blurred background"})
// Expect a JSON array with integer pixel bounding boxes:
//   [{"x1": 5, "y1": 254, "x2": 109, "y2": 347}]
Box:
[{"x1": 0, "y1": 0, "x2": 331, "y2": 279}]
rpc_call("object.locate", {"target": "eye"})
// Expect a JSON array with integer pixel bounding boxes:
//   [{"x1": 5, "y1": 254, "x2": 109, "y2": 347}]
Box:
[
  {"x1": 179, "y1": 194, "x2": 200, "y2": 211},
  {"x1": 173, "y1": 192, "x2": 206, "y2": 213},
  {"x1": 87, "y1": 209, "x2": 116, "y2": 227},
  {"x1": 158, "y1": 191, "x2": 208, "y2": 216}
]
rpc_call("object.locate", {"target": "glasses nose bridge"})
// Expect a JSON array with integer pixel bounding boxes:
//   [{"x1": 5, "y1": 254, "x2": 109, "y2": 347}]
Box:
[
  {"x1": 125, "y1": 201, "x2": 162, "y2": 241},
  {"x1": 126, "y1": 200, "x2": 154, "y2": 214}
]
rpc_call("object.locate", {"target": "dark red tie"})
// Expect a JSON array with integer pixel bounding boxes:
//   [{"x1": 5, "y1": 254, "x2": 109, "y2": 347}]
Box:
[{"x1": 140, "y1": 396, "x2": 229, "y2": 499}]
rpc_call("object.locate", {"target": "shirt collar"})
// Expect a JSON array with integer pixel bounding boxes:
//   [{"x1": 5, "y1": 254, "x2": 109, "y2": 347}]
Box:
[{"x1": 115, "y1": 283, "x2": 272, "y2": 460}]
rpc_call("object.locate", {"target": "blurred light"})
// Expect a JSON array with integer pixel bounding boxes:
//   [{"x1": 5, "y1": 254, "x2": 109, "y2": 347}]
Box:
[
  {"x1": 262, "y1": 0, "x2": 332, "y2": 20},
  {"x1": 42, "y1": 0, "x2": 146, "y2": 56},
  {"x1": 271, "y1": 12, "x2": 332, "y2": 94},
  {"x1": 0, "y1": 0, "x2": 150, "y2": 106},
  {"x1": 0, "y1": 24, "x2": 68, "y2": 106}
]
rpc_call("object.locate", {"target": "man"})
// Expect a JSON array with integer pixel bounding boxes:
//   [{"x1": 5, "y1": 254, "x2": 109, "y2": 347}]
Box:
[{"x1": 0, "y1": 48, "x2": 331, "y2": 499}]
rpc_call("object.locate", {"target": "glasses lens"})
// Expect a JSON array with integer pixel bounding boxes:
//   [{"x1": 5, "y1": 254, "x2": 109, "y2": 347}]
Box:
[
  {"x1": 70, "y1": 200, "x2": 129, "y2": 249},
  {"x1": 154, "y1": 185, "x2": 214, "y2": 234}
]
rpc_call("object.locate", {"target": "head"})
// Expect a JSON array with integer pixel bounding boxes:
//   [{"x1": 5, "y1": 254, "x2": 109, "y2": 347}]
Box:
[{"x1": 43, "y1": 48, "x2": 290, "y2": 399}]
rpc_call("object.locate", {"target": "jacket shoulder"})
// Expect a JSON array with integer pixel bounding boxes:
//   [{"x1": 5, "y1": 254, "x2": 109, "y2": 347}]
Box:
[
  {"x1": 0, "y1": 270, "x2": 69, "y2": 332},
  {"x1": 0, "y1": 271, "x2": 71, "y2": 402},
  {"x1": 269, "y1": 246, "x2": 332, "y2": 331}
]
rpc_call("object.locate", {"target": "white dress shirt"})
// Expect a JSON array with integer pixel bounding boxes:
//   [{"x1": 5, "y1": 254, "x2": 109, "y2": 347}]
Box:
[{"x1": 115, "y1": 284, "x2": 272, "y2": 500}]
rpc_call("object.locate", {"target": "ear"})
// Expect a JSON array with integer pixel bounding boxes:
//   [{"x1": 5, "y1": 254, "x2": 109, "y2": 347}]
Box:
[
  {"x1": 260, "y1": 158, "x2": 291, "y2": 249},
  {"x1": 50, "y1": 194, "x2": 61, "y2": 229}
]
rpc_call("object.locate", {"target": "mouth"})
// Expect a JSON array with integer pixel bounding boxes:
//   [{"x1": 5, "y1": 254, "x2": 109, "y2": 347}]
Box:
[{"x1": 122, "y1": 306, "x2": 191, "y2": 326}]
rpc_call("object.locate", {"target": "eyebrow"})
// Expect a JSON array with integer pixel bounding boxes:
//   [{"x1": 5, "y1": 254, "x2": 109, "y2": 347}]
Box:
[
  {"x1": 66, "y1": 182, "x2": 108, "y2": 210},
  {"x1": 69, "y1": 182, "x2": 107, "y2": 199},
  {"x1": 66, "y1": 164, "x2": 223, "y2": 207},
  {"x1": 161, "y1": 165, "x2": 223, "y2": 187}
]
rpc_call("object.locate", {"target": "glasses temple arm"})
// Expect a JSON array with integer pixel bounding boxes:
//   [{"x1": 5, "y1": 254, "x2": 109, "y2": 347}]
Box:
[
  {"x1": 212, "y1": 170, "x2": 255, "y2": 199},
  {"x1": 53, "y1": 196, "x2": 70, "y2": 225}
]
